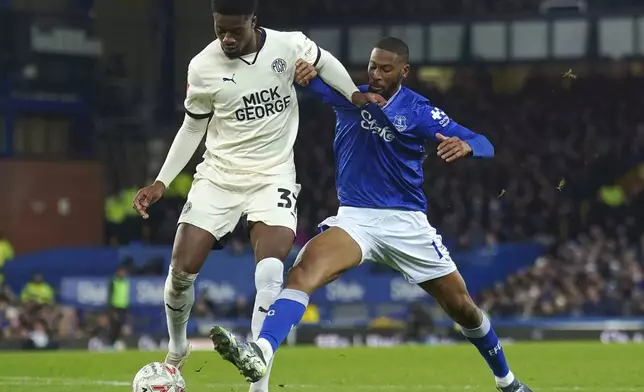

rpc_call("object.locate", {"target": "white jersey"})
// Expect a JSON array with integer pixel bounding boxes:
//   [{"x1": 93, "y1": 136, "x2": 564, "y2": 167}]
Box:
[{"x1": 184, "y1": 28, "x2": 320, "y2": 188}]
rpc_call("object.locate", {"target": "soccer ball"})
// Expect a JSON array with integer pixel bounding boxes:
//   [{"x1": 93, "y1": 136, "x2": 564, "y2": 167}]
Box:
[{"x1": 132, "y1": 362, "x2": 187, "y2": 392}]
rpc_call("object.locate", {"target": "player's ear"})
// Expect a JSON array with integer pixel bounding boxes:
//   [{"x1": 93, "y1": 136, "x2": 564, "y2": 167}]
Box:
[
  {"x1": 251, "y1": 15, "x2": 257, "y2": 28},
  {"x1": 401, "y1": 64, "x2": 410, "y2": 80}
]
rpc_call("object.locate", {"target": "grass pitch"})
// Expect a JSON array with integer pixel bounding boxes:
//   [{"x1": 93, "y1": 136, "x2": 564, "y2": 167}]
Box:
[{"x1": 0, "y1": 342, "x2": 642, "y2": 391}]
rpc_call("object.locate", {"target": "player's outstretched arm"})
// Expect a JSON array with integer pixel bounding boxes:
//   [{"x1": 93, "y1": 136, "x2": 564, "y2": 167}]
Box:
[
  {"x1": 436, "y1": 124, "x2": 494, "y2": 160},
  {"x1": 417, "y1": 104, "x2": 494, "y2": 162},
  {"x1": 435, "y1": 131, "x2": 494, "y2": 162}
]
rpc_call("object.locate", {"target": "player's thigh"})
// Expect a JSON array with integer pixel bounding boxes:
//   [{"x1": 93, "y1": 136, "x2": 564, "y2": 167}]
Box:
[
  {"x1": 287, "y1": 227, "x2": 363, "y2": 294},
  {"x1": 376, "y1": 212, "x2": 457, "y2": 285},
  {"x1": 245, "y1": 181, "x2": 301, "y2": 262},
  {"x1": 174, "y1": 178, "x2": 243, "y2": 273}
]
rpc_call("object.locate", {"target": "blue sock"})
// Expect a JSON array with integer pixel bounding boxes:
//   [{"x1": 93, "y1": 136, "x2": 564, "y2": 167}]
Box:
[
  {"x1": 258, "y1": 288, "x2": 309, "y2": 353},
  {"x1": 461, "y1": 312, "x2": 510, "y2": 378}
]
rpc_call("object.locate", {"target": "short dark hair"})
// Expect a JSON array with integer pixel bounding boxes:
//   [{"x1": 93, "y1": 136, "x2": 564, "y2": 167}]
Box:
[
  {"x1": 211, "y1": 0, "x2": 258, "y2": 15},
  {"x1": 374, "y1": 37, "x2": 410, "y2": 63}
]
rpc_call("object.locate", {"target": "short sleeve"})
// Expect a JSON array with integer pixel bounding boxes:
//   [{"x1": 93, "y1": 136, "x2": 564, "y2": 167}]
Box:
[
  {"x1": 184, "y1": 65, "x2": 213, "y2": 119},
  {"x1": 291, "y1": 31, "x2": 321, "y2": 66}
]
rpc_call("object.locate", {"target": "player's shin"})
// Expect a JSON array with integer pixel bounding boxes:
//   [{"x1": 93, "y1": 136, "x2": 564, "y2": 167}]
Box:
[
  {"x1": 460, "y1": 310, "x2": 514, "y2": 387},
  {"x1": 256, "y1": 288, "x2": 309, "y2": 361},
  {"x1": 249, "y1": 258, "x2": 283, "y2": 392},
  {"x1": 164, "y1": 265, "x2": 197, "y2": 355},
  {"x1": 252, "y1": 258, "x2": 284, "y2": 338}
]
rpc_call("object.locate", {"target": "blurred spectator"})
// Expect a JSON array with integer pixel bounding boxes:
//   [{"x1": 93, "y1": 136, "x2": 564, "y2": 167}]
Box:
[
  {"x1": 23, "y1": 319, "x2": 58, "y2": 350},
  {"x1": 193, "y1": 299, "x2": 213, "y2": 318},
  {"x1": 404, "y1": 301, "x2": 435, "y2": 342},
  {"x1": 194, "y1": 288, "x2": 223, "y2": 318},
  {"x1": 0, "y1": 283, "x2": 16, "y2": 303},
  {"x1": 107, "y1": 266, "x2": 130, "y2": 344},
  {"x1": 0, "y1": 231, "x2": 14, "y2": 285},
  {"x1": 20, "y1": 273, "x2": 54, "y2": 305},
  {"x1": 57, "y1": 307, "x2": 82, "y2": 339},
  {"x1": 225, "y1": 296, "x2": 253, "y2": 320},
  {"x1": 301, "y1": 303, "x2": 320, "y2": 324},
  {"x1": 87, "y1": 314, "x2": 115, "y2": 351}
]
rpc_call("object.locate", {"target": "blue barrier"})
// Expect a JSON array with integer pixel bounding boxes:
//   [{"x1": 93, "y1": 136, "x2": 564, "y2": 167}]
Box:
[{"x1": 6, "y1": 242, "x2": 546, "y2": 307}]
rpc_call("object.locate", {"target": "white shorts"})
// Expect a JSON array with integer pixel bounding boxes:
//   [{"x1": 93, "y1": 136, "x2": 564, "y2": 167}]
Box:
[
  {"x1": 178, "y1": 174, "x2": 300, "y2": 240},
  {"x1": 319, "y1": 207, "x2": 457, "y2": 284}
]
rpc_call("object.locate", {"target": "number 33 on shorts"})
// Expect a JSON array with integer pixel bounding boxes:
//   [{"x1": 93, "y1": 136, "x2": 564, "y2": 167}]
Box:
[
  {"x1": 244, "y1": 183, "x2": 301, "y2": 233},
  {"x1": 276, "y1": 187, "x2": 298, "y2": 213}
]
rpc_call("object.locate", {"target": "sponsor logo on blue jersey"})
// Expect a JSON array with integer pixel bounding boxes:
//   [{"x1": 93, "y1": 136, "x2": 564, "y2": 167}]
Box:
[{"x1": 360, "y1": 110, "x2": 395, "y2": 142}]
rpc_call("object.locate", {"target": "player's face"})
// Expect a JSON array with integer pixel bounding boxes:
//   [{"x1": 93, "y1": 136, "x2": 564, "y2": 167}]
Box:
[
  {"x1": 367, "y1": 48, "x2": 409, "y2": 98},
  {"x1": 214, "y1": 13, "x2": 255, "y2": 58}
]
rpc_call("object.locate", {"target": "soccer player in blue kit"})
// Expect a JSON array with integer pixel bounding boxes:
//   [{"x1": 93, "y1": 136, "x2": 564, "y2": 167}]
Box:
[{"x1": 210, "y1": 37, "x2": 533, "y2": 392}]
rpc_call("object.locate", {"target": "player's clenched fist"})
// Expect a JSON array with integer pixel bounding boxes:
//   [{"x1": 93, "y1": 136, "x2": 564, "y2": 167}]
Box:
[
  {"x1": 133, "y1": 181, "x2": 166, "y2": 219},
  {"x1": 294, "y1": 59, "x2": 317, "y2": 87},
  {"x1": 436, "y1": 133, "x2": 472, "y2": 163},
  {"x1": 351, "y1": 91, "x2": 386, "y2": 108}
]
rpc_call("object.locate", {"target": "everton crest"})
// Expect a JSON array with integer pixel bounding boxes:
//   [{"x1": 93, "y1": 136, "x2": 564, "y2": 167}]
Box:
[{"x1": 393, "y1": 115, "x2": 408, "y2": 132}]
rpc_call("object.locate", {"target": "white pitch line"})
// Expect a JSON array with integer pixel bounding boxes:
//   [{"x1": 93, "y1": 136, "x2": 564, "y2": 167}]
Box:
[
  {"x1": 0, "y1": 376, "x2": 129, "y2": 387},
  {"x1": 0, "y1": 376, "x2": 641, "y2": 391}
]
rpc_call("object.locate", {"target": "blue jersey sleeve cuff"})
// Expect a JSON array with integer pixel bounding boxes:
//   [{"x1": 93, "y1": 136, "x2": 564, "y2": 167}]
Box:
[{"x1": 466, "y1": 135, "x2": 494, "y2": 158}]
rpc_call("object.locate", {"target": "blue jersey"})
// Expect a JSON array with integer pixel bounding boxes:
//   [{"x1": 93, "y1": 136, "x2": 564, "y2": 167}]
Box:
[{"x1": 299, "y1": 78, "x2": 494, "y2": 212}]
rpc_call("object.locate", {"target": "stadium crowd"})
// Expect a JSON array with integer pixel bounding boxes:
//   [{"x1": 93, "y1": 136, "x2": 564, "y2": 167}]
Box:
[
  {"x1": 479, "y1": 225, "x2": 644, "y2": 317},
  {"x1": 0, "y1": 267, "x2": 260, "y2": 346},
  {"x1": 0, "y1": 276, "x2": 81, "y2": 349}
]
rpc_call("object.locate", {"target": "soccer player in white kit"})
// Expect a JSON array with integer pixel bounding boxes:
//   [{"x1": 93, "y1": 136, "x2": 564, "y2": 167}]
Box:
[{"x1": 132, "y1": 1, "x2": 380, "y2": 391}]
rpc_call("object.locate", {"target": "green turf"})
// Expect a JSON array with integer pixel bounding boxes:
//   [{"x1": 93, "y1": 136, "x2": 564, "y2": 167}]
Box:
[{"x1": 0, "y1": 342, "x2": 642, "y2": 391}]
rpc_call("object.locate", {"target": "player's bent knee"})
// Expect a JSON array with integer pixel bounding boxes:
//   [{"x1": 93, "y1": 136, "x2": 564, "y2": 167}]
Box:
[
  {"x1": 285, "y1": 261, "x2": 325, "y2": 294},
  {"x1": 165, "y1": 266, "x2": 197, "y2": 297},
  {"x1": 254, "y1": 240, "x2": 292, "y2": 262},
  {"x1": 255, "y1": 257, "x2": 284, "y2": 290}
]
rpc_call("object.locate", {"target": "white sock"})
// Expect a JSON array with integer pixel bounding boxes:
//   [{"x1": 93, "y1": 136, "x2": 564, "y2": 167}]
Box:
[
  {"x1": 495, "y1": 371, "x2": 515, "y2": 388},
  {"x1": 249, "y1": 258, "x2": 283, "y2": 392},
  {"x1": 250, "y1": 356, "x2": 274, "y2": 392},
  {"x1": 164, "y1": 265, "x2": 197, "y2": 354},
  {"x1": 256, "y1": 338, "x2": 275, "y2": 362}
]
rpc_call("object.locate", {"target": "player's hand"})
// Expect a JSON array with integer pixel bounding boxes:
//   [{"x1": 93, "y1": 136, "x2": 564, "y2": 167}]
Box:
[
  {"x1": 351, "y1": 92, "x2": 387, "y2": 108},
  {"x1": 436, "y1": 133, "x2": 472, "y2": 163},
  {"x1": 132, "y1": 181, "x2": 166, "y2": 219},
  {"x1": 294, "y1": 59, "x2": 317, "y2": 87}
]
